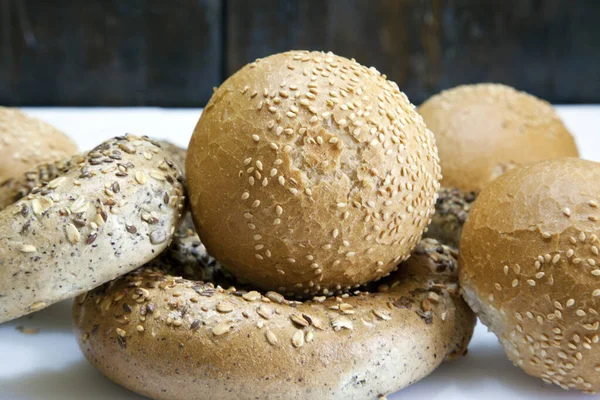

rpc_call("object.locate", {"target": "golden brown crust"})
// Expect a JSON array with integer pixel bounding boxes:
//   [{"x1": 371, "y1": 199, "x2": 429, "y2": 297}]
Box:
[
  {"x1": 186, "y1": 50, "x2": 441, "y2": 297},
  {"x1": 0, "y1": 135, "x2": 186, "y2": 323},
  {"x1": 425, "y1": 187, "x2": 477, "y2": 248},
  {"x1": 0, "y1": 107, "x2": 78, "y2": 183},
  {"x1": 418, "y1": 83, "x2": 579, "y2": 192},
  {"x1": 460, "y1": 158, "x2": 600, "y2": 392},
  {"x1": 73, "y1": 238, "x2": 474, "y2": 400}
]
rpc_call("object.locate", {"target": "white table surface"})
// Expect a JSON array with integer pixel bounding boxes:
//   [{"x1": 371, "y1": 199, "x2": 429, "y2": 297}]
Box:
[{"x1": 1, "y1": 106, "x2": 599, "y2": 400}]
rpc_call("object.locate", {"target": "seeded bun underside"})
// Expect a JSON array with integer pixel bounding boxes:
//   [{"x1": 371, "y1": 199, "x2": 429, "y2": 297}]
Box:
[
  {"x1": 186, "y1": 50, "x2": 441, "y2": 297},
  {"x1": 418, "y1": 84, "x2": 579, "y2": 192},
  {"x1": 0, "y1": 107, "x2": 78, "y2": 183},
  {"x1": 460, "y1": 158, "x2": 600, "y2": 392}
]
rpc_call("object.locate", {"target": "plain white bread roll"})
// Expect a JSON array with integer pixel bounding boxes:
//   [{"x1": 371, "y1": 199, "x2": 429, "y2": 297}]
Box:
[
  {"x1": 0, "y1": 135, "x2": 185, "y2": 323},
  {"x1": 73, "y1": 238, "x2": 475, "y2": 400},
  {"x1": 460, "y1": 158, "x2": 600, "y2": 392},
  {"x1": 186, "y1": 50, "x2": 441, "y2": 297}
]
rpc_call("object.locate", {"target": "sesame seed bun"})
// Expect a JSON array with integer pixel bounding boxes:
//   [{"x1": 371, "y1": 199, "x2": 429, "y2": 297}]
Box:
[
  {"x1": 459, "y1": 158, "x2": 600, "y2": 392},
  {"x1": 0, "y1": 107, "x2": 78, "y2": 183},
  {"x1": 73, "y1": 238, "x2": 475, "y2": 400},
  {"x1": 418, "y1": 84, "x2": 579, "y2": 192},
  {"x1": 186, "y1": 50, "x2": 441, "y2": 297},
  {"x1": 0, "y1": 135, "x2": 185, "y2": 323}
]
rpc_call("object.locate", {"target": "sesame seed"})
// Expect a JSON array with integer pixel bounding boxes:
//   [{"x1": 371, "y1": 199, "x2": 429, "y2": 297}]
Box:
[
  {"x1": 241, "y1": 192, "x2": 250, "y2": 200},
  {"x1": 252, "y1": 134, "x2": 260, "y2": 142},
  {"x1": 20, "y1": 245, "x2": 37, "y2": 253},
  {"x1": 252, "y1": 200, "x2": 261, "y2": 208},
  {"x1": 65, "y1": 223, "x2": 80, "y2": 244},
  {"x1": 276, "y1": 205, "x2": 283, "y2": 215},
  {"x1": 512, "y1": 279, "x2": 519, "y2": 287},
  {"x1": 212, "y1": 321, "x2": 232, "y2": 336},
  {"x1": 266, "y1": 330, "x2": 278, "y2": 346},
  {"x1": 291, "y1": 330, "x2": 305, "y2": 348},
  {"x1": 552, "y1": 254, "x2": 561, "y2": 264},
  {"x1": 29, "y1": 301, "x2": 46, "y2": 311},
  {"x1": 563, "y1": 207, "x2": 571, "y2": 217},
  {"x1": 135, "y1": 171, "x2": 147, "y2": 185},
  {"x1": 590, "y1": 200, "x2": 599, "y2": 208},
  {"x1": 593, "y1": 289, "x2": 600, "y2": 297}
]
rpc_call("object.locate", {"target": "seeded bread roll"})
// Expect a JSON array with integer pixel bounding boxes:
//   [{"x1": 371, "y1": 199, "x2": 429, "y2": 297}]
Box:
[
  {"x1": 418, "y1": 84, "x2": 579, "y2": 192},
  {"x1": 73, "y1": 238, "x2": 475, "y2": 400},
  {"x1": 0, "y1": 141, "x2": 186, "y2": 211},
  {"x1": 0, "y1": 107, "x2": 78, "y2": 183},
  {"x1": 460, "y1": 158, "x2": 600, "y2": 393},
  {"x1": 0, "y1": 135, "x2": 185, "y2": 323},
  {"x1": 425, "y1": 187, "x2": 477, "y2": 248},
  {"x1": 187, "y1": 50, "x2": 441, "y2": 298}
]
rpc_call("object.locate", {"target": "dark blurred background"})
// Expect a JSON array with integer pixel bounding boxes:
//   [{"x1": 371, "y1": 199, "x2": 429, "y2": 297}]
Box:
[{"x1": 1, "y1": 0, "x2": 599, "y2": 107}]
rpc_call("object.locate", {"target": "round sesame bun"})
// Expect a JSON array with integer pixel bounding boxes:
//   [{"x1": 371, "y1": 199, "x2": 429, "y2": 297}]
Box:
[
  {"x1": 425, "y1": 187, "x2": 476, "y2": 248},
  {"x1": 460, "y1": 158, "x2": 600, "y2": 392},
  {"x1": 0, "y1": 107, "x2": 78, "y2": 183},
  {"x1": 186, "y1": 50, "x2": 441, "y2": 297},
  {"x1": 418, "y1": 84, "x2": 579, "y2": 192},
  {"x1": 0, "y1": 135, "x2": 185, "y2": 324},
  {"x1": 73, "y1": 238, "x2": 475, "y2": 400}
]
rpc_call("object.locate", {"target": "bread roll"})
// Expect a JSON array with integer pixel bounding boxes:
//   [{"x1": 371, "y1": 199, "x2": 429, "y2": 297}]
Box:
[
  {"x1": 460, "y1": 158, "x2": 600, "y2": 392},
  {"x1": 425, "y1": 187, "x2": 476, "y2": 248},
  {"x1": 0, "y1": 135, "x2": 185, "y2": 323},
  {"x1": 418, "y1": 84, "x2": 579, "y2": 192},
  {"x1": 73, "y1": 238, "x2": 475, "y2": 400},
  {"x1": 0, "y1": 107, "x2": 78, "y2": 183},
  {"x1": 187, "y1": 50, "x2": 441, "y2": 297}
]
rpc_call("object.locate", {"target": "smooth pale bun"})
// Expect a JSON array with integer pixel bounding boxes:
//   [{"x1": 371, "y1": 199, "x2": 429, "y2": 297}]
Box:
[
  {"x1": 418, "y1": 84, "x2": 579, "y2": 192},
  {"x1": 73, "y1": 238, "x2": 474, "y2": 400},
  {"x1": 0, "y1": 107, "x2": 78, "y2": 183},
  {"x1": 0, "y1": 135, "x2": 185, "y2": 323},
  {"x1": 460, "y1": 158, "x2": 600, "y2": 392},
  {"x1": 186, "y1": 50, "x2": 441, "y2": 297}
]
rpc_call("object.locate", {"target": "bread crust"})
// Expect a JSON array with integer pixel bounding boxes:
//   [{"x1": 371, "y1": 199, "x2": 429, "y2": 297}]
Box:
[
  {"x1": 0, "y1": 135, "x2": 185, "y2": 323},
  {"x1": 73, "y1": 238, "x2": 474, "y2": 400},
  {"x1": 0, "y1": 107, "x2": 78, "y2": 183},
  {"x1": 418, "y1": 83, "x2": 579, "y2": 192},
  {"x1": 186, "y1": 50, "x2": 441, "y2": 297},
  {"x1": 460, "y1": 158, "x2": 600, "y2": 392},
  {"x1": 425, "y1": 187, "x2": 476, "y2": 248}
]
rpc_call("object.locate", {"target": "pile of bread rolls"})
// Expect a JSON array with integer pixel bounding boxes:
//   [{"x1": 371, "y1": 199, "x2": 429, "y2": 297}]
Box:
[{"x1": 0, "y1": 50, "x2": 596, "y2": 399}]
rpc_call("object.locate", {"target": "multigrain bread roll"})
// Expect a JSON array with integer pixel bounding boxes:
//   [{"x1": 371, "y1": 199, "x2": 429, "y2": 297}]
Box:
[
  {"x1": 0, "y1": 135, "x2": 185, "y2": 323},
  {"x1": 425, "y1": 187, "x2": 477, "y2": 248},
  {"x1": 418, "y1": 84, "x2": 579, "y2": 192},
  {"x1": 73, "y1": 238, "x2": 475, "y2": 400},
  {"x1": 460, "y1": 158, "x2": 600, "y2": 392},
  {"x1": 0, "y1": 107, "x2": 78, "y2": 183},
  {"x1": 187, "y1": 50, "x2": 442, "y2": 298}
]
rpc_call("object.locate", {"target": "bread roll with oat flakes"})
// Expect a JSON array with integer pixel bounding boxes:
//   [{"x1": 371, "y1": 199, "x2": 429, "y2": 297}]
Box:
[
  {"x1": 0, "y1": 107, "x2": 78, "y2": 183},
  {"x1": 186, "y1": 50, "x2": 441, "y2": 298},
  {"x1": 0, "y1": 135, "x2": 185, "y2": 323},
  {"x1": 73, "y1": 238, "x2": 475, "y2": 400}
]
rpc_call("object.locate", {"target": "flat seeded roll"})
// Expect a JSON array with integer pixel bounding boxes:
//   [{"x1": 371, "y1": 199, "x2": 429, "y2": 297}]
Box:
[
  {"x1": 425, "y1": 187, "x2": 477, "y2": 248},
  {"x1": 0, "y1": 107, "x2": 78, "y2": 183},
  {"x1": 460, "y1": 158, "x2": 600, "y2": 393},
  {"x1": 187, "y1": 50, "x2": 441, "y2": 297},
  {"x1": 418, "y1": 84, "x2": 579, "y2": 192},
  {"x1": 0, "y1": 135, "x2": 185, "y2": 323},
  {"x1": 73, "y1": 238, "x2": 474, "y2": 400}
]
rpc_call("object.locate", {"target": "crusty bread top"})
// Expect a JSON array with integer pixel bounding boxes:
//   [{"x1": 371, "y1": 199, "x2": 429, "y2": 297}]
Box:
[
  {"x1": 460, "y1": 158, "x2": 600, "y2": 392},
  {"x1": 187, "y1": 50, "x2": 441, "y2": 297},
  {"x1": 418, "y1": 83, "x2": 579, "y2": 192}
]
